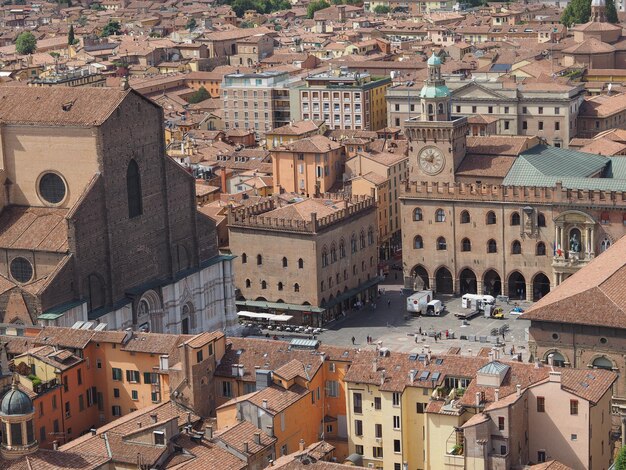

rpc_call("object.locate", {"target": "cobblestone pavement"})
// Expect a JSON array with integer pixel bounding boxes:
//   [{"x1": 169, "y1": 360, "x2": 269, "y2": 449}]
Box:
[
  {"x1": 246, "y1": 276, "x2": 533, "y2": 361},
  {"x1": 315, "y1": 281, "x2": 533, "y2": 360}
]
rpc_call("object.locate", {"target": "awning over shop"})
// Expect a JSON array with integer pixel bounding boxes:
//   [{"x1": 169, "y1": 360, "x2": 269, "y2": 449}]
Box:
[
  {"x1": 324, "y1": 276, "x2": 384, "y2": 309},
  {"x1": 237, "y1": 311, "x2": 293, "y2": 322},
  {"x1": 235, "y1": 300, "x2": 325, "y2": 314}
]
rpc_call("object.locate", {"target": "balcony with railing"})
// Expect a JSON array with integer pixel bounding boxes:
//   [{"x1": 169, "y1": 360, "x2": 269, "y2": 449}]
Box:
[{"x1": 443, "y1": 429, "x2": 464, "y2": 469}]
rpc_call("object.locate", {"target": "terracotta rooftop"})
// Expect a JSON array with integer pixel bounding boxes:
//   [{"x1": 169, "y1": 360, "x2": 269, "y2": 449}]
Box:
[
  {"x1": 455, "y1": 154, "x2": 517, "y2": 179},
  {"x1": 0, "y1": 87, "x2": 130, "y2": 127},
  {"x1": 522, "y1": 235, "x2": 626, "y2": 329},
  {"x1": 0, "y1": 207, "x2": 69, "y2": 253},
  {"x1": 214, "y1": 420, "x2": 275, "y2": 455}
]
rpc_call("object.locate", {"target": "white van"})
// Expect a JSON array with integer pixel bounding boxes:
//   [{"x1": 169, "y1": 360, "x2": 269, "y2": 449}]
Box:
[
  {"x1": 461, "y1": 294, "x2": 495, "y2": 309},
  {"x1": 426, "y1": 299, "x2": 442, "y2": 316}
]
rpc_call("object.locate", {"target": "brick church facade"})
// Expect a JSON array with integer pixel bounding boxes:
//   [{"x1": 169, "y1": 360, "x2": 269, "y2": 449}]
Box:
[{"x1": 0, "y1": 86, "x2": 236, "y2": 334}]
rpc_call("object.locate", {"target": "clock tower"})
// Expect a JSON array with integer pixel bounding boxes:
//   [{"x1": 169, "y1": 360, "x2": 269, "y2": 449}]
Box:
[{"x1": 404, "y1": 53, "x2": 469, "y2": 183}]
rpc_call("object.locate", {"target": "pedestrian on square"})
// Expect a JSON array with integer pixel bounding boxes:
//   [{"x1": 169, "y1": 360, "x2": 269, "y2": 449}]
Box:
[
  {"x1": 419, "y1": 327, "x2": 422, "y2": 335},
  {"x1": 387, "y1": 299, "x2": 391, "y2": 308},
  {"x1": 351, "y1": 336, "x2": 355, "y2": 345}
]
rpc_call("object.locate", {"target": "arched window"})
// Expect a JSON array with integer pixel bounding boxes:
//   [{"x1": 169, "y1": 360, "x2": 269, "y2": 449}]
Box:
[
  {"x1": 361, "y1": 261, "x2": 366, "y2": 272},
  {"x1": 245, "y1": 279, "x2": 251, "y2": 288},
  {"x1": 330, "y1": 244, "x2": 337, "y2": 263},
  {"x1": 461, "y1": 238, "x2": 471, "y2": 252},
  {"x1": 601, "y1": 238, "x2": 611, "y2": 252},
  {"x1": 536, "y1": 242, "x2": 546, "y2": 256},
  {"x1": 486, "y1": 211, "x2": 496, "y2": 225},
  {"x1": 460, "y1": 210, "x2": 470, "y2": 224},
  {"x1": 438, "y1": 103, "x2": 444, "y2": 115},
  {"x1": 512, "y1": 240, "x2": 522, "y2": 254},
  {"x1": 360, "y1": 231, "x2": 366, "y2": 249},
  {"x1": 370, "y1": 256, "x2": 374, "y2": 267},
  {"x1": 257, "y1": 254, "x2": 263, "y2": 265},
  {"x1": 294, "y1": 283, "x2": 300, "y2": 292},
  {"x1": 339, "y1": 240, "x2": 346, "y2": 258},
  {"x1": 261, "y1": 280, "x2": 267, "y2": 289},
  {"x1": 511, "y1": 212, "x2": 520, "y2": 226},
  {"x1": 321, "y1": 249, "x2": 329, "y2": 267},
  {"x1": 414, "y1": 235, "x2": 423, "y2": 249},
  {"x1": 85, "y1": 274, "x2": 105, "y2": 311},
  {"x1": 351, "y1": 234, "x2": 357, "y2": 253},
  {"x1": 321, "y1": 280, "x2": 325, "y2": 291},
  {"x1": 126, "y1": 159, "x2": 143, "y2": 219},
  {"x1": 368, "y1": 227, "x2": 375, "y2": 245},
  {"x1": 487, "y1": 239, "x2": 497, "y2": 253},
  {"x1": 241, "y1": 253, "x2": 247, "y2": 264},
  {"x1": 278, "y1": 282, "x2": 283, "y2": 291},
  {"x1": 437, "y1": 237, "x2": 447, "y2": 250},
  {"x1": 435, "y1": 209, "x2": 445, "y2": 222},
  {"x1": 549, "y1": 352, "x2": 566, "y2": 367},
  {"x1": 298, "y1": 258, "x2": 304, "y2": 268},
  {"x1": 414, "y1": 208, "x2": 423, "y2": 221},
  {"x1": 537, "y1": 213, "x2": 546, "y2": 227},
  {"x1": 593, "y1": 356, "x2": 613, "y2": 370}
]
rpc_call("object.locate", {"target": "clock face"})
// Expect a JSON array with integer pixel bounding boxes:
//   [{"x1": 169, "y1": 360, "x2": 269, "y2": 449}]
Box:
[{"x1": 418, "y1": 146, "x2": 445, "y2": 176}]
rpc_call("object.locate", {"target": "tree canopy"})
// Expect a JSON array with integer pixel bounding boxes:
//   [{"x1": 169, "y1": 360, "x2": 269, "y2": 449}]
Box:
[
  {"x1": 68, "y1": 24, "x2": 76, "y2": 46},
  {"x1": 186, "y1": 17, "x2": 197, "y2": 31},
  {"x1": 606, "y1": 0, "x2": 618, "y2": 22},
  {"x1": 101, "y1": 20, "x2": 121, "y2": 37},
  {"x1": 220, "y1": 0, "x2": 291, "y2": 17},
  {"x1": 307, "y1": 0, "x2": 330, "y2": 18},
  {"x1": 187, "y1": 86, "x2": 210, "y2": 104},
  {"x1": 616, "y1": 445, "x2": 626, "y2": 470},
  {"x1": 15, "y1": 31, "x2": 36, "y2": 55},
  {"x1": 373, "y1": 4, "x2": 390, "y2": 13},
  {"x1": 561, "y1": 0, "x2": 591, "y2": 26}
]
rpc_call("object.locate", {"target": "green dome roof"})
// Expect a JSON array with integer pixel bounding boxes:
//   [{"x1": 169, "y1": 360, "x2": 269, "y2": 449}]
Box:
[
  {"x1": 427, "y1": 53, "x2": 442, "y2": 66},
  {"x1": 420, "y1": 84, "x2": 450, "y2": 98}
]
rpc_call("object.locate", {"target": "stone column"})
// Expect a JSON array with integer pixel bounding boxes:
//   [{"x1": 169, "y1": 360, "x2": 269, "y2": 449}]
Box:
[
  {"x1": 477, "y1": 279, "x2": 484, "y2": 296},
  {"x1": 526, "y1": 282, "x2": 533, "y2": 302}
]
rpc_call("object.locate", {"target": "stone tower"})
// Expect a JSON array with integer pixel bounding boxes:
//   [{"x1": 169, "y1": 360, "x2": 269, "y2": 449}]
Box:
[
  {"x1": 591, "y1": 0, "x2": 606, "y2": 22},
  {"x1": 0, "y1": 376, "x2": 38, "y2": 460},
  {"x1": 404, "y1": 52, "x2": 469, "y2": 183}
]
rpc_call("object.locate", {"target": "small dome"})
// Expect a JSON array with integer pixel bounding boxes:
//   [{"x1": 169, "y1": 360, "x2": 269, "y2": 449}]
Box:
[
  {"x1": 420, "y1": 84, "x2": 450, "y2": 98},
  {"x1": 0, "y1": 386, "x2": 33, "y2": 416},
  {"x1": 427, "y1": 53, "x2": 442, "y2": 66}
]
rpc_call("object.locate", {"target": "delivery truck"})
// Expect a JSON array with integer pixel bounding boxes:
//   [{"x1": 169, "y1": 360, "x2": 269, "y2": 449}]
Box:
[{"x1": 406, "y1": 290, "x2": 433, "y2": 315}]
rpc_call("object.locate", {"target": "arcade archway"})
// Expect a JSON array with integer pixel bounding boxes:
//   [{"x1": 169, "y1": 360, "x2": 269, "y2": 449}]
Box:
[
  {"x1": 458, "y1": 268, "x2": 477, "y2": 295},
  {"x1": 435, "y1": 267, "x2": 453, "y2": 294},
  {"x1": 411, "y1": 265, "x2": 430, "y2": 290},
  {"x1": 508, "y1": 272, "x2": 526, "y2": 300},
  {"x1": 532, "y1": 273, "x2": 551, "y2": 301},
  {"x1": 483, "y1": 270, "x2": 502, "y2": 297}
]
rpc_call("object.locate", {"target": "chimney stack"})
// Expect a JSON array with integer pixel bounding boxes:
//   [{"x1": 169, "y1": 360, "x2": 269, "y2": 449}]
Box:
[
  {"x1": 53, "y1": 441, "x2": 59, "y2": 450},
  {"x1": 151, "y1": 414, "x2": 158, "y2": 423},
  {"x1": 475, "y1": 392, "x2": 481, "y2": 407},
  {"x1": 243, "y1": 442, "x2": 249, "y2": 453},
  {"x1": 205, "y1": 425, "x2": 213, "y2": 439},
  {"x1": 137, "y1": 422, "x2": 142, "y2": 428},
  {"x1": 494, "y1": 388, "x2": 500, "y2": 402},
  {"x1": 254, "y1": 432, "x2": 261, "y2": 444},
  {"x1": 372, "y1": 358, "x2": 378, "y2": 373},
  {"x1": 548, "y1": 354, "x2": 554, "y2": 368},
  {"x1": 262, "y1": 399, "x2": 268, "y2": 409},
  {"x1": 516, "y1": 384, "x2": 522, "y2": 397},
  {"x1": 299, "y1": 439, "x2": 305, "y2": 452},
  {"x1": 90, "y1": 429, "x2": 96, "y2": 436},
  {"x1": 549, "y1": 371, "x2": 562, "y2": 383}
]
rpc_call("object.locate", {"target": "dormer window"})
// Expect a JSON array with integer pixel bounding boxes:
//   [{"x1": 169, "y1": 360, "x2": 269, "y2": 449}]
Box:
[{"x1": 153, "y1": 431, "x2": 165, "y2": 445}]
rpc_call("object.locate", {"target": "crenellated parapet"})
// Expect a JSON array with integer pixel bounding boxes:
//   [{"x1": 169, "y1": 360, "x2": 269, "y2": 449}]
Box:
[
  {"x1": 227, "y1": 194, "x2": 376, "y2": 234},
  {"x1": 402, "y1": 180, "x2": 626, "y2": 207}
]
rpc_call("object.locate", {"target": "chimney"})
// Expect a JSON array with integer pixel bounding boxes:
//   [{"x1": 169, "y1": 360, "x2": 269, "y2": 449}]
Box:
[
  {"x1": 243, "y1": 442, "x2": 249, "y2": 453},
  {"x1": 547, "y1": 354, "x2": 554, "y2": 368},
  {"x1": 262, "y1": 399, "x2": 268, "y2": 409},
  {"x1": 150, "y1": 413, "x2": 158, "y2": 423},
  {"x1": 120, "y1": 76, "x2": 129, "y2": 91},
  {"x1": 516, "y1": 384, "x2": 522, "y2": 397},
  {"x1": 53, "y1": 441, "x2": 59, "y2": 450},
  {"x1": 254, "y1": 432, "x2": 261, "y2": 445},
  {"x1": 494, "y1": 388, "x2": 500, "y2": 402},
  {"x1": 488, "y1": 351, "x2": 494, "y2": 362},
  {"x1": 137, "y1": 422, "x2": 142, "y2": 428},
  {"x1": 238, "y1": 364, "x2": 245, "y2": 377},
  {"x1": 549, "y1": 371, "x2": 562, "y2": 383},
  {"x1": 90, "y1": 429, "x2": 97, "y2": 436},
  {"x1": 232, "y1": 364, "x2": 239, "y2": 377},
  {"x1": 534, "y1": 360, "x2": 542, "y2": 369},
  {"x1": 299, "y1": 438, "x2": 305, "y2": 452},
  {"x1": 372, "y1": 358, "x2": 378, "y2": 373},
  {"x1": 221, "y1": 168, "x2": 227, "y2": 193},
  {"x1": 205, "y1": 425, "x2": 213, "y2": 439},
  {"x1": 187, "y1": 412, "x2": 192, "y2": 425},
  {"x1": 475, "y1": 392, "x2": 481, "y2": 407}
]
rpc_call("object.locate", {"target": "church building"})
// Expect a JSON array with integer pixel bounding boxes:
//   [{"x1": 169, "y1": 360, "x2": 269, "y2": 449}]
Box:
[
  {"x1": 400, "y1": 54, "x2": 626, "y2": 300},
  {"x1": 0, "y1": 87, "x2": 236, "y2": 334}
]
